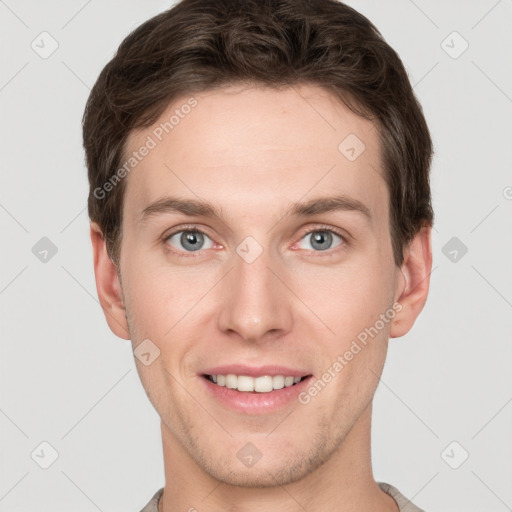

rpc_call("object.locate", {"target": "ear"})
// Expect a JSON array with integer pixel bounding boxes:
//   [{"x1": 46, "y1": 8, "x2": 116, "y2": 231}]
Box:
[
  {"x1": 390, "y1": 225, "x2": 433, "y2": 338},
  {"x1": 90, "y1": 222, "x2": 130, "y2": 340}
]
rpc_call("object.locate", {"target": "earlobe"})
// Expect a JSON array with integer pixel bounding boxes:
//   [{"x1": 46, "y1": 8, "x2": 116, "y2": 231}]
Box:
[
  {"x1": 90, "y1": 222, "x2": 131, "y2": 340},
  {"x1": 390, "y1": 226, "x2": 433, "y2": 339}
]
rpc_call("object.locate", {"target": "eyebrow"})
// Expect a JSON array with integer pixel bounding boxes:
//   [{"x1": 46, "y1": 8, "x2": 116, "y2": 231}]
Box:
[{"x1": 139, "y1": 194, "x2": 372, "y2": 224}]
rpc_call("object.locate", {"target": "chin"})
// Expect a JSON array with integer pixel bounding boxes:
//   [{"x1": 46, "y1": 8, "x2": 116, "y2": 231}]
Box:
[
  {"x1": 206, "y1": 459, "x2": 310, "y2": 488},
  {"x1": 194, "y1": 439, "x2": 332, "y2": 488}
]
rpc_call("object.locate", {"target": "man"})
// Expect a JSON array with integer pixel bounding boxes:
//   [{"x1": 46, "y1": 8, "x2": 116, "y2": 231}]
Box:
[{"x1": 83, "y1": 0, "x2": 433, "y2": 510}]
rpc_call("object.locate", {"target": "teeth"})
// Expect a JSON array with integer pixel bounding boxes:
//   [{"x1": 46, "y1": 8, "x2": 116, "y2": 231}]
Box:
[
  {"x1": 273, "y1": 375, "x2": 285, "y2": 389},
  {"x1": 208, "y1": 374, "x2": 305, "y2": 393},
  {"x1": 237, "y1": 375, "x2": 254, "y2": 392},
  {"x1": 284, "y1": 376, "x2": 294, "y2": 387},
  {"x1": 226, "y1": 374, "x2": 237, "y2": 389},
  {"x1": 255, "y1": 375, "x2": 273, "y2": 392}
]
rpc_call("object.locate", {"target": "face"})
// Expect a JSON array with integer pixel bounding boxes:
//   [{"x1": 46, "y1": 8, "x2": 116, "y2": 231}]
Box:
[{"x1": 106, "y1": 84, "x2": 409, "y2": 486}]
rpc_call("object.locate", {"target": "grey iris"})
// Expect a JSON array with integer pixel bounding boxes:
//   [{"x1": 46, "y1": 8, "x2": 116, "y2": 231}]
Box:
[
  {"x1": 310, "y1": 231, "x2": 332, "y2": 251},
  {"x1": 181, "y1": 231, "x2": 204, "y2": 251}
]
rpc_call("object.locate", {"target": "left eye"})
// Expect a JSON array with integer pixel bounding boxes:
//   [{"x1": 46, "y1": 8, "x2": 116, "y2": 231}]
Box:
[
  {"x1": 166, "y1": 230, "x2": 214, "y2": 252},
  {"x1": 297, "y1": 229, "x2": 344, "y2": 252}
]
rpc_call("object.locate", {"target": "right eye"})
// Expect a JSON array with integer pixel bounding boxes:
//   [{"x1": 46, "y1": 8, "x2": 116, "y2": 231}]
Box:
[{"x1": 165, "y1": 229, "x2": 215, "y2": 254}]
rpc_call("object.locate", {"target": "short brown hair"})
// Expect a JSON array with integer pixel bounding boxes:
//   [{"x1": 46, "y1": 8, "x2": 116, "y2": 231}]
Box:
[{"x1": 83, "y1": 0, "x2": 434, "y2": 267}]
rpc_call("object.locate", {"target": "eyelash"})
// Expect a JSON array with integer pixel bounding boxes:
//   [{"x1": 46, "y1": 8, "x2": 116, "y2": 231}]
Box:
[{"x1": 162, "y1": 224, "x2": 347, "y2": 258}]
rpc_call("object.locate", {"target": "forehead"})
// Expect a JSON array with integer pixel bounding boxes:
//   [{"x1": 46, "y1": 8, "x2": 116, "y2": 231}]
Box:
[{"x1": 122, "y1": 83, "x2": 386, "y2": 225}]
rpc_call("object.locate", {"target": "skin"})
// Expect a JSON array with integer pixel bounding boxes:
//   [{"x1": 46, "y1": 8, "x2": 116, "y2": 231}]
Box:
[{"x1": 90, "y1": 83, "x2": 432, "y2": 512}]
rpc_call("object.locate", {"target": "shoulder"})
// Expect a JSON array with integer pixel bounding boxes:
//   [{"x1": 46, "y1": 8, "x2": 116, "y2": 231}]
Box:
[
  {"x1": 378, "y1": 481, "x2": 427, "y2": 512},
  {"x1": 139, "y1": 487, "x2": 164, "y2": 512}
]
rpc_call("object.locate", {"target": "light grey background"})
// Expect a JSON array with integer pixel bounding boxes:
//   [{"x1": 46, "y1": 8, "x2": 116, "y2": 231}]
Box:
[{"x1": 1, "y1": 1, "x2": 511, "y2": 511}]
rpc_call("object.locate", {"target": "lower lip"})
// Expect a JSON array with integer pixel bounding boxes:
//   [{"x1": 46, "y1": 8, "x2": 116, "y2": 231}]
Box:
[{"x1": 199, "y1": 375, "x2": 313, "y2": 414}]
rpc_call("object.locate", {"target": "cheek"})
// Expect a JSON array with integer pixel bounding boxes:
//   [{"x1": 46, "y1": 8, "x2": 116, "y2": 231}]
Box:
[
  {"x1": 293, "y1": 259, "x2": 392, "y2": 340},
  {"x1": 121, "y1": 257, "x2": 223, "y2": 380},
  {"x1": 121, "y1": 255, "x2": 201, "y2": 336}
]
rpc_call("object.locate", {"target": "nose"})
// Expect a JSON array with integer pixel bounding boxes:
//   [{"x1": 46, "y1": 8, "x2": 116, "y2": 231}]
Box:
[{"x1": 217, "y1": 243, "x2": 293, "y2": 344}]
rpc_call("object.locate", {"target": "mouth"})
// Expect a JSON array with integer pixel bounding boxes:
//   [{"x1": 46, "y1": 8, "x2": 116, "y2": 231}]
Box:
[
  {"x1": 199, "y1": 367, "x2": 314, "y2": 414},
  {"x1": 201, "y1": 373, "x2": 312, "y2": 393}
]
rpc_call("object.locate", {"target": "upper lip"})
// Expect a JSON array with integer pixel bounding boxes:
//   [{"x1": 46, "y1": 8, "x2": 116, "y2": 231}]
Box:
[{"x1": 200, "y1": 365, "x2": 312, "y2": 378}]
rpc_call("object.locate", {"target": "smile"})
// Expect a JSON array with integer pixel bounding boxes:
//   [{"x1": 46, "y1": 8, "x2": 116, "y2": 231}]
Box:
[{"x1": 204, "y1": 374, "x2": 309, "y2": 393}]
